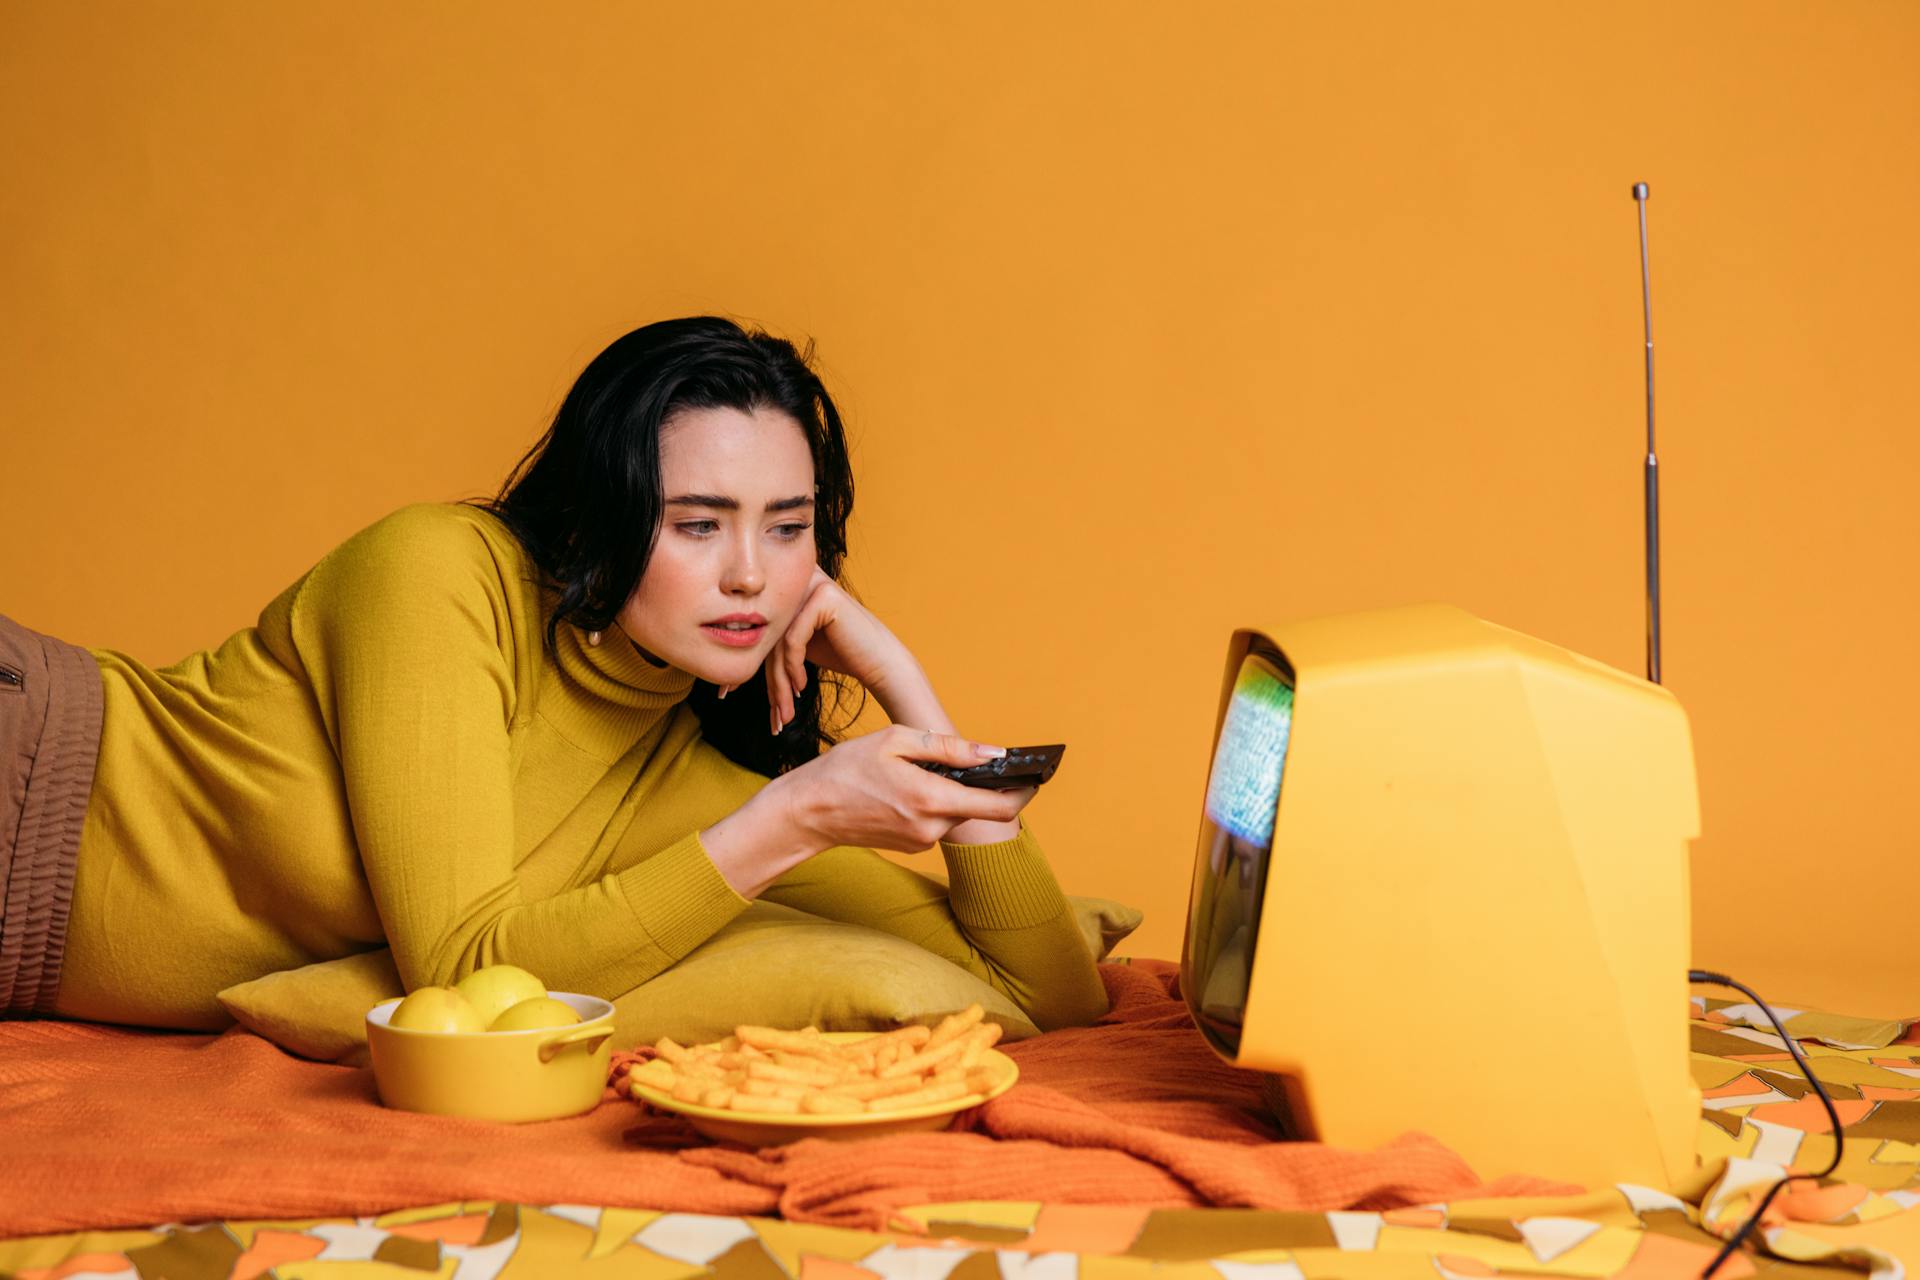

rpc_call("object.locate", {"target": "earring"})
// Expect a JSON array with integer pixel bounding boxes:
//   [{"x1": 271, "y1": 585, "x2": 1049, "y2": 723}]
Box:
[{"x1": 586, "y1": 630, "x2": 602, "y2": 647}]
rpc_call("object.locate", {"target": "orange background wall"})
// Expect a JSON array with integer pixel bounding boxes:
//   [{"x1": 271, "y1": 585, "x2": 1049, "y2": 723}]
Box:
[{"x1": 3, "y1": 4, "x2": 1915, "y2": 1018}]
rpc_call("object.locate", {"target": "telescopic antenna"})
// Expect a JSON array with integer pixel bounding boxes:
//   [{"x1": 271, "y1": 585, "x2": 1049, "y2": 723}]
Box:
[{"x1": 1633, "y1": 181, "x2": 1662, "y2": 685}]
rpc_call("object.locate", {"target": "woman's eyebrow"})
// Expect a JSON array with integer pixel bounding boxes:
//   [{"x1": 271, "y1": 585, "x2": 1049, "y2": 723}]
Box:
[{"x1": 665, "y1": 494, "x2": 815, "y2": 513}]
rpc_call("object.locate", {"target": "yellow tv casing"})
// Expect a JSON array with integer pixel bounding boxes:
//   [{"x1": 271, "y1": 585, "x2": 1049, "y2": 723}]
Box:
[{"x1": 1184, "y1": 602, "x2": 1701, "y2": 1194}]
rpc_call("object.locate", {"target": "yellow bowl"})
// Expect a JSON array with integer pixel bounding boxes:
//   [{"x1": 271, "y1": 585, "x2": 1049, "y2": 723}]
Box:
[
  {"x1": 625, "y1": 1030, "x2": 1020, "y2": 1145},
  {"x1": 366, "y1": 991, "x2": 615, "y2": 1123}
]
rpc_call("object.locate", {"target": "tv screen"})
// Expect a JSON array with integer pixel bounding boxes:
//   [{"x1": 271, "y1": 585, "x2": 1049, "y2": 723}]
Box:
[{"x1": 1184, "y1": 639, "x2": 1295, "y2": 1056}]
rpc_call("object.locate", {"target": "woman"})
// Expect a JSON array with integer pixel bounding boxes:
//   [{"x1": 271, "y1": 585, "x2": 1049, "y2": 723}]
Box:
[{"x1": 0, "y1": 316, "x2": 1107, "y2": 1033}]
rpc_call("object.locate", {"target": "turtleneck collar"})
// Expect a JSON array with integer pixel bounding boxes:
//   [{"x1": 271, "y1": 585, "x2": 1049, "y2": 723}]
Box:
[{"x1": 544, "y1": 612, "x2": 697, "y2": 761}]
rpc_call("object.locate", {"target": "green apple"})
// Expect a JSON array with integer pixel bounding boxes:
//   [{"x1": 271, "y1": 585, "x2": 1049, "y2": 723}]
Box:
[
  {"x1": 387, "y1": 986, "x2": 486, "y2": 1034},
  {"x1": 453, "y1": 964, "x2": 547, "y2": 1026},
  {"x1": 489, "y1": 996, "x2": 582, "y2": 1031}
]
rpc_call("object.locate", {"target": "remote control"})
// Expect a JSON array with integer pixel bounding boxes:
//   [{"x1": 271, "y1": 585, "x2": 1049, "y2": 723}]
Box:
[{"x1": 916, "y1": 744, "x2": 1066, "y2": 790}]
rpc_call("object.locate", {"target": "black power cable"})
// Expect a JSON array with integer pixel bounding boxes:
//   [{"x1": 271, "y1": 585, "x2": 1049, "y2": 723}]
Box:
[{"x1": 1687, "y1": 970, "x2": 1846, "y2": 1278}]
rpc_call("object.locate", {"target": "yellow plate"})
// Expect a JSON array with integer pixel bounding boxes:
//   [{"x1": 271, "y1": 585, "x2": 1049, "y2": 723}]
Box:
[{"x1": 626, "y1": 1030, "x2": 1019, "y2": 1145}]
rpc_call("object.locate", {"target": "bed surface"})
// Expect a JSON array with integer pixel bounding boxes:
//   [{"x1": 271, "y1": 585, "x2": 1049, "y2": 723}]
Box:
[{"x1": 3, "y1": 959, "x2": 1914, "y2": 1277}]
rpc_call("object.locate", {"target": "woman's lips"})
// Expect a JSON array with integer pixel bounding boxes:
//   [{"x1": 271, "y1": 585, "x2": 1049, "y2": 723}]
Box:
[{"x1": 701, "y1": 623, "x2": 766, "y2": 648}]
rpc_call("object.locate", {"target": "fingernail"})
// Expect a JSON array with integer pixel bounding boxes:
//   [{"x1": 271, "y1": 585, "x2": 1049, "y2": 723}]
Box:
[
  {"x1": 975, "y1": 744, "x2": 1007, "y2": 758},
  {"x1": 718, "y1": 685, "x2": 729, "y2": 700}
]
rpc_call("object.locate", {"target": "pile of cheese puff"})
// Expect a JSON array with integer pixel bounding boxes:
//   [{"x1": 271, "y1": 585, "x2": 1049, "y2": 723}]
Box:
[{"x1": 384, "y1": 964, "x2": 581, "y2": 1033}]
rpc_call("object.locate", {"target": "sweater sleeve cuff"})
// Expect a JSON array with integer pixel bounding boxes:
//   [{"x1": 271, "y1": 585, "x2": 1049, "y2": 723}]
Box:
[
  {"x1": 939, "y1": 813, "x2": 1070, "y2": 931},
  {"x1": 616, "y1": 829, "x2": 750, "y2": 960}
]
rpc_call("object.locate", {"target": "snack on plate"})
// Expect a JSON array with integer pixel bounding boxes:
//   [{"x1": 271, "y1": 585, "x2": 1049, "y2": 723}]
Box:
[{"x1": 630, "y1": 1003, "x2": 1006, "y2": 1117}]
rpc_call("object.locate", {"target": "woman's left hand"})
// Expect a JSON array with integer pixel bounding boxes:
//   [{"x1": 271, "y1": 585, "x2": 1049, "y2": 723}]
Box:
[{"x1": 755, "y1": 566, "x2": 921, "y2": 735}]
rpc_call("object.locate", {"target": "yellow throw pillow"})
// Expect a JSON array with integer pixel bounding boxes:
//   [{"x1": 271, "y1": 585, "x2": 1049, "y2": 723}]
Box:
[
  {"x1": 218, "y1": 946, "x2": 402, "y2": 1064},
  {"x1": 611, "y1": 900, "x2": 1043, "y2": 1048},
  {"x1": 1072, "y1": 893, "x2": 1145, "y2": 963},
  {"x1": 217, "y1": 894, "x2": 1142, "y2": 1066}
]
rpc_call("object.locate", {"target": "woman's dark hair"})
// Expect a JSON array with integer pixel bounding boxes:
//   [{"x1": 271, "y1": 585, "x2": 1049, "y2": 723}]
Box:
[{"x1": 469, "y1": 315, "x2": 866, "y2": 779}]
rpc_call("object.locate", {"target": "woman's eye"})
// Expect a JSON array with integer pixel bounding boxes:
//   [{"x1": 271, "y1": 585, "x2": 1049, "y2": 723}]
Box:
[{"x1": 676, "y1": 521, "x2": 811, "y2": 539}]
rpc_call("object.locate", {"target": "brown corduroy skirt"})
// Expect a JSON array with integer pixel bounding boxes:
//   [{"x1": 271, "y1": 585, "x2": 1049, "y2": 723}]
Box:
[{"x1": 0, "y1": 612, "x2": 103, "y2": 1015}]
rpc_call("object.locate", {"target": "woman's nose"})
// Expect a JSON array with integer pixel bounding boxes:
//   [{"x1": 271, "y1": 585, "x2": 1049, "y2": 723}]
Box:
[{"x1": 721, "y1": 542, "x2": 763, "y2": 594}]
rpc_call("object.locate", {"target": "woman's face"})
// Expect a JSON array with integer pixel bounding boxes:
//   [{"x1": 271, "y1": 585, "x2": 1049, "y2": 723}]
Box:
[{"x1": 616, "y1": 404, "x2": 818, "y2": 687}]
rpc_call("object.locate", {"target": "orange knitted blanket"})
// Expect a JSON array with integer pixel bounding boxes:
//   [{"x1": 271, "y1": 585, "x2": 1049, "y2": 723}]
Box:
[{"x1": 0, "y1": 960, "x2": 1570, "y2": 1235}]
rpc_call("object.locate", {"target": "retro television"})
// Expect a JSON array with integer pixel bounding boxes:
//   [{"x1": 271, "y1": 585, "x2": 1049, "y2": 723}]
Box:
[{"x1": 1180, "y1": 602, "x2": 1702, "y2": 1193}]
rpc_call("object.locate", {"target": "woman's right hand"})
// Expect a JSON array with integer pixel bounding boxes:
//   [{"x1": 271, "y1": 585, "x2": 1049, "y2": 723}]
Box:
[{"x1": 776, "y1": 725, "x2": 1037, "y2": 855}]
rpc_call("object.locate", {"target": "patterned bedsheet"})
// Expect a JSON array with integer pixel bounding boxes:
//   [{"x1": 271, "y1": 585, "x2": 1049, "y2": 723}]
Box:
[{"x1": 2, "y1": 993, "x2": 1915, "y2": 1278}]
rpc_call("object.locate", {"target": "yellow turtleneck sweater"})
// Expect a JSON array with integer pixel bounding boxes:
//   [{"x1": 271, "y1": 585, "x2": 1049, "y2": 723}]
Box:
[{"x1": 56, "y1": 503, "x2": 1106, "y2": 1032}]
